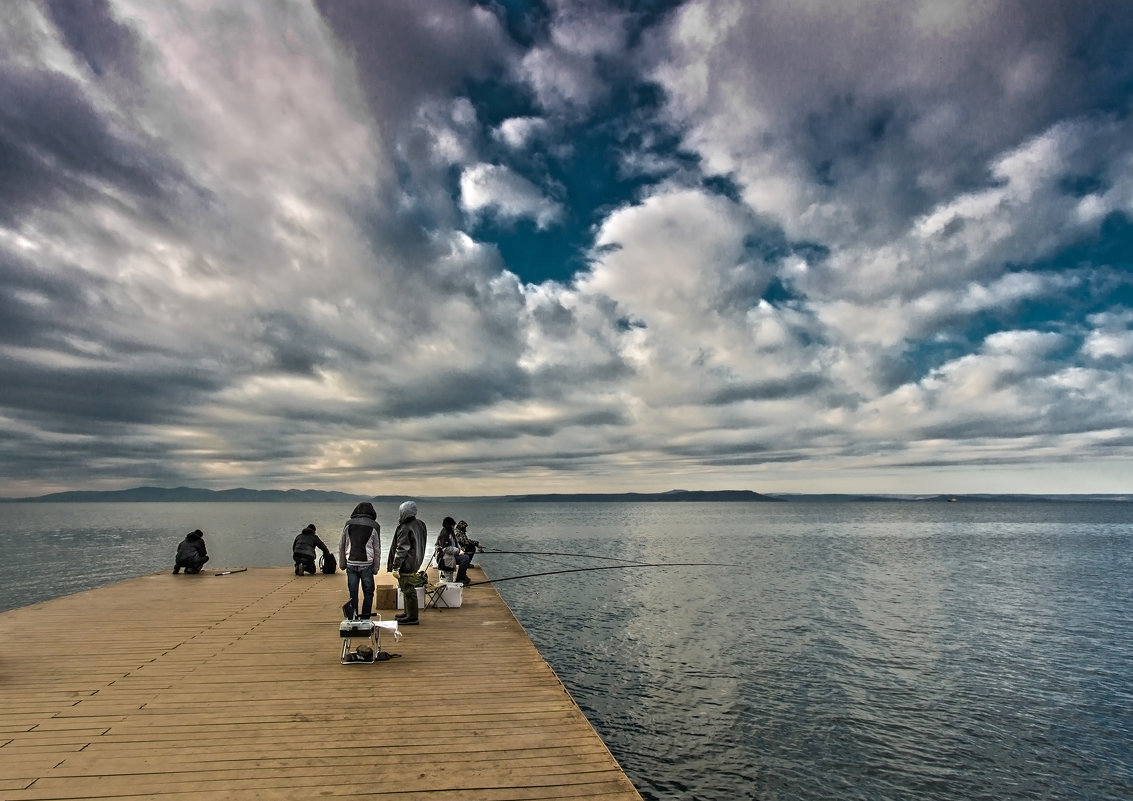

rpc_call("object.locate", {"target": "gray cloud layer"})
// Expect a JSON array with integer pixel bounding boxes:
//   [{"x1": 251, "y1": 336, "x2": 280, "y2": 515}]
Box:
[{"x1": 2, "y1": 0, "x2": 1132, "y2": 496}]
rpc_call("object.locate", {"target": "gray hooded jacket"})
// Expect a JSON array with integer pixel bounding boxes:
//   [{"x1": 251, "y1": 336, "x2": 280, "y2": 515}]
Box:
[{"x1": 387, "y1": 500, "x2": 428, "y2": 574}]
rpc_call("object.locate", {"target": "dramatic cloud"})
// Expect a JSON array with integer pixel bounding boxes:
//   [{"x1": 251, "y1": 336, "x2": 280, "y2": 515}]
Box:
[{"x1": 1, "y1": 0, "x2": 1132, "y2": 497}]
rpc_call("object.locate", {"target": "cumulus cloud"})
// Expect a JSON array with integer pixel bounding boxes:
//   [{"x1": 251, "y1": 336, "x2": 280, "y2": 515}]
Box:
[
  {"x1": 1, "y1": 0, "x2": 1132, "y2": 497},
  {"x1": 494, "y1": 116, "x2": 549, "y2": 150},
  {"x1": 460, "y1": 163, "x2": 564, "y2": 229}
]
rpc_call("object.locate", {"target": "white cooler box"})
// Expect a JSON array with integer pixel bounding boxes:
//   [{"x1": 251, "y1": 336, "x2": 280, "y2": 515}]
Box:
[
  {"x1": 434, "y1": 582, "x2": 463, "y2": 608},
  {"x1": 396, "y1": 586, "x2": 426, "y2": 610}
]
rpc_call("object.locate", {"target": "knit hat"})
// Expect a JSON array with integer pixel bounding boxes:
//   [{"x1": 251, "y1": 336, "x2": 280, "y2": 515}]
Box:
[{"x1": 303, "y1": 523, "x2": 316, "y2": 533}]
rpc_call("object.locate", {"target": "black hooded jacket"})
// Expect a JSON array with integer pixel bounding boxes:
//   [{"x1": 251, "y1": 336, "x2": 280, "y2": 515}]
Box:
[
  {"x1": 338, "y1": 502, "x2": 381, "y2": 570},
  {"x1": 292, "y1": 525, "x2": 329, "y2": 559},
  {"x1": 176, "y1": 530, "x2": 208, "y2": 563}
]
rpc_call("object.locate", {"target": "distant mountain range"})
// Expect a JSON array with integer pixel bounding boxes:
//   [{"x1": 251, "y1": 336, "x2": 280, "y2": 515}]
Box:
[
  {"x1": 0, "y1": 486, "x2": 375, "y2": 503},
  {"x1": 1, "y1": 486, "x2": 1130, "y2": 503},
  {"x1": 510, "y1": 489, "x2": 783, "y2": 502}
]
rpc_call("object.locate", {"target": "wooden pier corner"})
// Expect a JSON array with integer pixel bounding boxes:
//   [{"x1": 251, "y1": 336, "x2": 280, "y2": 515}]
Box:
[{"x1": 0, "y1": 566, "x2": 643, "y2": 800}]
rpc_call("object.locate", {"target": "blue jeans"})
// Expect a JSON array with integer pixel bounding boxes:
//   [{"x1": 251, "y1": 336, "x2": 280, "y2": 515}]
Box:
[
  {"x1": 454, "y1": 553, "x2": 471, "y2": 582},
  {"x1": 346, "y1": 564, "x2": 375, "y2": 619}
]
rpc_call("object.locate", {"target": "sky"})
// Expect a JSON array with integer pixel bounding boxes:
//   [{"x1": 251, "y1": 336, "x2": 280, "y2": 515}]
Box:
[{"x1": 2, "y1": 0, "x2": 1133, "y2": 498}]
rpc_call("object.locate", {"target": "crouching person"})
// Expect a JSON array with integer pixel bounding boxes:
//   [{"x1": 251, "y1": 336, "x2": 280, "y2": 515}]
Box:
[
  {"x1": 293, "y1": 523, "x2": 330, "y2": 575},
  {"x1": 173, "y1": 529, "x2": 209, "y2": 574}
]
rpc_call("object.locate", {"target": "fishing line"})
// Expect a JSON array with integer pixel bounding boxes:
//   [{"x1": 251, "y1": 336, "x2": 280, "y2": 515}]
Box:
[
  {"x1": 477, "y1": 548, "x2": 651, "y2": 564},
  {"x1": 464, "y1": 561, "x2": 738, "y2": 587}
]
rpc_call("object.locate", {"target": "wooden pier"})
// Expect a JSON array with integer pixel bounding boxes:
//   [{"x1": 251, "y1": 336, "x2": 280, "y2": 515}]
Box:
[{"x1": 0, "y1": 566, "x2": 643, "y2": 800}]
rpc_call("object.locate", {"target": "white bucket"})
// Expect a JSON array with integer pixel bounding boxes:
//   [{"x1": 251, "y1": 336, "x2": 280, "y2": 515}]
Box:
[{"x1": 395, "y1": 586, "x2": 427, "y2": 610}]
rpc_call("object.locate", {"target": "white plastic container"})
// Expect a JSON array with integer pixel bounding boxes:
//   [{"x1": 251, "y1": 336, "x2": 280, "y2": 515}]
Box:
[
  {"x1": 433, "y1": 582, "x2": 463, "y2": 608},
  {"x1": 396, "y1": 586, "x2": 427, "y2": 610}
]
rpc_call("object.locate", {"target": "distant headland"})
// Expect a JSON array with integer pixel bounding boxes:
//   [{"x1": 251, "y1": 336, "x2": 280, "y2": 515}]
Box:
[{"x1": 1, "y1": 486, "x2": 1130, "y2": 503}]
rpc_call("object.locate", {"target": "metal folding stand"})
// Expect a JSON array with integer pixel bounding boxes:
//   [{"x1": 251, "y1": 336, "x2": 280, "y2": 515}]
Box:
[
  {"x1": 424, "y1": 581, "x2": 446, "y2": 610},
  {"x1": 339, "y1": 616, "x2": 396, "y2": 664}
]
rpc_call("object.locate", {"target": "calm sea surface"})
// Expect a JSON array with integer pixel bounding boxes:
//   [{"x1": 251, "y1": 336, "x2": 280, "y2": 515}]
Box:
[{"x1": 2, "y1": 500, "x2": 1131, "y2": 801}]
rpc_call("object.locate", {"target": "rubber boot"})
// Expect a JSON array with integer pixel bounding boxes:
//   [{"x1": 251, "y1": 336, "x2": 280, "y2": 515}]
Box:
[{"x1": 401, "y1": 586, "x2": 419, "y2": 624}]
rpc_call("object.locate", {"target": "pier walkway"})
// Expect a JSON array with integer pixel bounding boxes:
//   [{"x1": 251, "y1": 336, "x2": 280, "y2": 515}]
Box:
[{"x1": 0, "y1": 566, "x2": 643, "y2": 800}]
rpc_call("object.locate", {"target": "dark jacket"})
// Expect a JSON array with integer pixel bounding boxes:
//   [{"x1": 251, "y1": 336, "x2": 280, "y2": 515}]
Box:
[
  {"x1": 434, "y1": 522, "x2": 457, "y2": 566},
  {"x1": 387, "y1": 500, "x2": 427, "y2": 573},
  {"x1": 175, "y1": 530, "x2": 208, "y2": 564},
  {"x1": 292, "y1": 526, "x2": 329, "y2": 559},
  {"x1": 339, "y1": 502, "x2": 381, "y2": 571}
]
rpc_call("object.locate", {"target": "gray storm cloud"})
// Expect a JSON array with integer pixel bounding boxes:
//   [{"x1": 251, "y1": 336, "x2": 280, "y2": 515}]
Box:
[{"x1": 1, "y1": 0, "x2": 1132, "y2": 497}]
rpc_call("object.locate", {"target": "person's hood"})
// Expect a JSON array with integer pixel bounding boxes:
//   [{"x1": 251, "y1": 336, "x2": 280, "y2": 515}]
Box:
[
  {"x1": 187, "y1": 529, "x2": 203, "y2": 541},
  {"x1": 398, "y1": 500, "x2": 417, "y2": 523},
  {"x1": 351, "y1": 502, "x2": 377, "y2": 520}
]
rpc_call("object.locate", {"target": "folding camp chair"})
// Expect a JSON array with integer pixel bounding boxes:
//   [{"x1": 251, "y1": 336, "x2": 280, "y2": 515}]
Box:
[
  {"x1": 424, "y1": 580, "x2": 448, "y2": 610},
  {"x1": 425, "y1": 580, "x2": 463, "y2": 609},
  {"x1": 339, "y1": 616, "x2": 399, "y2": 663}
]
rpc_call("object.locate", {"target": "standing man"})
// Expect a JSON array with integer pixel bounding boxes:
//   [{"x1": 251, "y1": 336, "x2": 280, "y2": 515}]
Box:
[
  {"x1": 388, "y1": 500, "x2": 427, "y2": 625},
  {"x1": 292, "y1": 523, "x2": 330, "y2": 576},
  {"x1": 339, "y1": 502, "x2": 381, "y2": 619}
]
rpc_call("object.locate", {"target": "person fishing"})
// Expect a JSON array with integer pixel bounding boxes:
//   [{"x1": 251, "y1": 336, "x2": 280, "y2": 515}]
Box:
[
  {"x1": 434, "y1": 516, "x2": 471, "y2": 584},
  {"x1": 292, "y1": 523, "x2": 331, "y2": 576},
  {"x1": 454, "y1": 520, "x2": 480, "y2": 567},
  {"x1": 388, "y1": 500, "x2": 427, "y2": 625},
  {"x1": 172, "y1": 529, "x2": 209, "y2": 574},
  {"x1": 338, "y1": 502, "x2": 381, "y2": 619}
]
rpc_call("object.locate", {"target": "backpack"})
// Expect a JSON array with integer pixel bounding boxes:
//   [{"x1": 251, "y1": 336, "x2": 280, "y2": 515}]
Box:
[{"x1": 320, "y1": 552, "x2": 337, "y2": 574}]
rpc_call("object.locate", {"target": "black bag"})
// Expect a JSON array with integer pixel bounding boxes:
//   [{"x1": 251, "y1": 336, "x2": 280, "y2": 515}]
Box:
[{"x1": 320, "y1": 552, "x2": 337, "y2": 574}]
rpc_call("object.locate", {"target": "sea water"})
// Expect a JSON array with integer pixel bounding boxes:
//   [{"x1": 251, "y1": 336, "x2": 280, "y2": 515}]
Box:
[{"x1": 1, "y1": 499, "x2": 1131, "y2": 801}]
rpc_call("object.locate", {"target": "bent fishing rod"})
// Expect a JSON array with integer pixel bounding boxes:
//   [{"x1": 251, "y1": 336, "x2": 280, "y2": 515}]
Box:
[
  {"x1": 464, "y1": 560, "x2": 738, "y2": 587},
  {"x1": 477, "y1": 547, "x2": 652, "y2": 564}
]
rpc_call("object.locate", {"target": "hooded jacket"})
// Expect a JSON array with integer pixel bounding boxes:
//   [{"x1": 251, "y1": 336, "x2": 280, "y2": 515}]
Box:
[
  {"x1": 434, "y1": 519, "x2": 457, "y2": 566},
  {"x1": 176, "y1": 529, "x2": 208, "y2": 563},
  {"x1": 292, "y1": 525, "x2": 329, "y2": 560},
  {"x1": 338, "y1": 502, "x2": 381, "y2": 572},
  {"x1": 387, "y1": 500, "x2": 427, "y2": 574}
]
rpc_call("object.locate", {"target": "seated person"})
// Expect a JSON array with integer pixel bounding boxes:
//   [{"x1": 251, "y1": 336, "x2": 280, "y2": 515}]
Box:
[
  {"x1": 455, "y1": 519, "x2": 480, "y2": 569},
  {"x1": 173, "y1": 529, "x2": 209, "y2": 574},
  {"x1": 435, "y1": 516, "x2": 471, "y2": 584},
  {"x1": 292, "y1": 523, "x2": 330, "y2": 575}
]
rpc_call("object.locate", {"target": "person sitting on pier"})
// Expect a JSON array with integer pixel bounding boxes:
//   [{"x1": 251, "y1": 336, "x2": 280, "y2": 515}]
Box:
[
  {"x1": 292, "y1": 523, "x2": 331, "y2": 576},
  {"x1": 389, "y1": 500, "x2": 427, "y2": 625},
  {"x1": 339, "y1": 502, "x2": 381, "y2": 619},
  {"x1": 454, "y1": 520, "x2": 480, "y2": 567},
  {"x1": 172, "y1": 529, "x2": 209, "y2": 574},
  {"x1": 434, "y1": 516, "x2": 470, "y2": 584}
]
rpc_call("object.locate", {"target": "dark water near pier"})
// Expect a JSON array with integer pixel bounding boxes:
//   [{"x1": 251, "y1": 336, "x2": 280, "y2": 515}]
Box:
[{"x1": 2, "y1": 500, "x2": 1131, "y2": 800}]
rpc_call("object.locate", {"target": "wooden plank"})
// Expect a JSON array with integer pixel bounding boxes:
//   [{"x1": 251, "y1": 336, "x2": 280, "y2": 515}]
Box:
[{"x1": 0, "y1": 566, "x2": 642, "y2": 801}]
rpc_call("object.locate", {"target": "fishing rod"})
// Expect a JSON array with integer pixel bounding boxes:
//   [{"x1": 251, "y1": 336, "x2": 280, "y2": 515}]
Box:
[
  {"x1": 477, "y1": 548, "x2": 652, "y2": 564},
  {"x1": 464, "y1": 561, "x2": 738, "y2": 587}
]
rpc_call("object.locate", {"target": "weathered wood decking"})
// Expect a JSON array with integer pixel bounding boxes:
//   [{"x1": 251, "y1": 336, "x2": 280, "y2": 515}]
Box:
[{"x1": 0, "y1": 565, "x2": 643, "y2": 800}]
